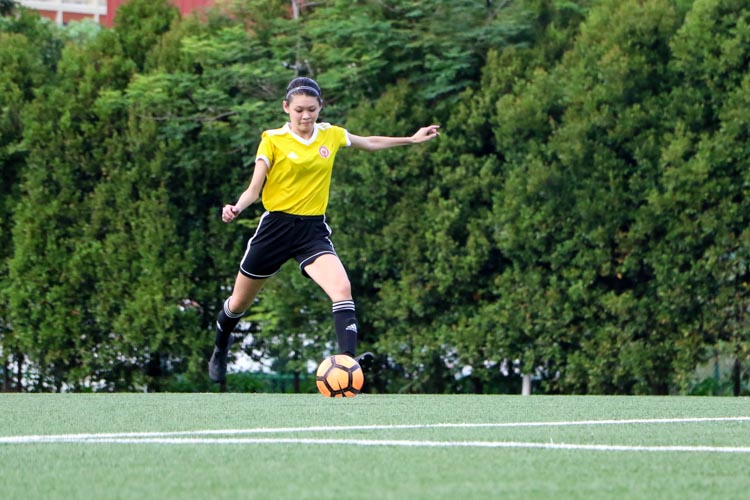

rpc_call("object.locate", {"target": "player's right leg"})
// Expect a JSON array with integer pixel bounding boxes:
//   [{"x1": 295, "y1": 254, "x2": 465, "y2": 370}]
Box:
[
  {"x1": 210, "y1": 212, "x2": 289, "y2": 383},
  {"x1": 209, "y1": 273, "x2": 265, "y2": 383}
]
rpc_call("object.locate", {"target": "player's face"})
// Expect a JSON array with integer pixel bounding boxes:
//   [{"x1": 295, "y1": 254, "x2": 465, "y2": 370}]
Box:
[{"x1": 283, "y1": 94, "x2": 321, "y2": 138}]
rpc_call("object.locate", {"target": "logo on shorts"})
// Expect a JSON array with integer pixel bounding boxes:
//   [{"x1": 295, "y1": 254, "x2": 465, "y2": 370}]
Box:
[{"x1": 319, "y1": 146, "x2": 330, "y2": 159}]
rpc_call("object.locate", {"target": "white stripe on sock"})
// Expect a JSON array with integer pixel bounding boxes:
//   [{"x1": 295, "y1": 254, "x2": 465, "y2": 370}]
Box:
[
  {"x1": 332, "y1": 300, "x2": 355, "y2": 313},
  {"x1": 224, "y1": 298, "x2": 244, "y2": 318}
]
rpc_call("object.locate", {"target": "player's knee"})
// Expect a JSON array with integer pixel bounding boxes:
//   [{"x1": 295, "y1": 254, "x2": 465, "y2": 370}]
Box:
[
  {"x1": 331, "y1": 278, "x2": 352, "y2": 301},
  {"x1": 229, "y1": 277, "x2": 265, "y2": 312},
  {"x1": 227, "y1": 295, "x2": 251, "y2": 314}
]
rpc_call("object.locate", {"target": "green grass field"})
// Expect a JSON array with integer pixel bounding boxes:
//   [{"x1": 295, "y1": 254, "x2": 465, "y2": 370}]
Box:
[{"x1": 1, "y1": 394, "x2": 749, "y2": 499}]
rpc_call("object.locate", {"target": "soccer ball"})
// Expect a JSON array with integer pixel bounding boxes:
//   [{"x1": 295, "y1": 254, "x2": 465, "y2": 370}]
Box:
[{"x1": 316, "y1": 354, "x2": 364, "y2": 398}]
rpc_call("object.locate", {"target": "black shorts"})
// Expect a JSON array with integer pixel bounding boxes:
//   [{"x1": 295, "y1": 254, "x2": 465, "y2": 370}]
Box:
[{"x1": 239, "y1": 211, "x2": 337, "y2": 279}]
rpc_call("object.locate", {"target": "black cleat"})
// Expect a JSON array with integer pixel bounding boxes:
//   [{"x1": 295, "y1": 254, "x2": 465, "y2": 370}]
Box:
[
  {"x1": 208, "y1": 336, "x2": 235, "y2": 383},
  {"x1": 355, "y1": 351, "x2": 375, "y2": 371}
]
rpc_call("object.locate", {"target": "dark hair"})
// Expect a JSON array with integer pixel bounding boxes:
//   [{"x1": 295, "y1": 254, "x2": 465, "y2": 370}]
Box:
[{"x1": 284, "y1": 77, "x2": 323, "y2": 103}]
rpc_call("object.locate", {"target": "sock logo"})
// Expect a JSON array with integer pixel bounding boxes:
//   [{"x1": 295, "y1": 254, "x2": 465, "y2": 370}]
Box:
[{"x1": 346, "y1": 323, "x2": 358, "y2": 334}]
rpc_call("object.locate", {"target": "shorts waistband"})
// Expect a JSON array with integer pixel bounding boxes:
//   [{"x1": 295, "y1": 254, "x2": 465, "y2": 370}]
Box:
[{"x1": 267, "y1": 211, "x2": 325, "y2": 221}]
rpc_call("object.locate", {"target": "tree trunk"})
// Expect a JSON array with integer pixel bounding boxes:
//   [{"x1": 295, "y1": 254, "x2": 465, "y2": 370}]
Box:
[
  {"x1": 472, "y1": 376, "x2": 484, "y2": 394},
  {"x1": 16, "y1": 352, "x2": 23, "y2": 392},
  {"x1": 522, "y1": 374, "x2": 532, "y2": 396},
  {"x1": 732, "y1": 358, "x2": 741, "y2": 397},
  {"x1": 2, "y1": 357, "x2": 10, "y2": 392}
]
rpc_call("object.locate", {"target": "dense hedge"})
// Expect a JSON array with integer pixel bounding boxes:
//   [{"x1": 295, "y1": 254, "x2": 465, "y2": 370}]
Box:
[{"x1": 1, "y1": 0, "x2": 748, "y2": 394}]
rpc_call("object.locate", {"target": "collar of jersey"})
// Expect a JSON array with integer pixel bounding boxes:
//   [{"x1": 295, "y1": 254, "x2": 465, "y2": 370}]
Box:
[{"x1": 284, "y1": 122, "x2": 319, "y2": 146}]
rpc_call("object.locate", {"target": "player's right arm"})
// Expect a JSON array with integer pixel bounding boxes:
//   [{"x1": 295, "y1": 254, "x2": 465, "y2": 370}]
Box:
[{"x1": 222, "y1": 158, "x2": 268, "y2": 223}]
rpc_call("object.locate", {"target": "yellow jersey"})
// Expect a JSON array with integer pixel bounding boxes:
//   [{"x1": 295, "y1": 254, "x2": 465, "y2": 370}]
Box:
[{"x1": 255, "y1": 122, "x2": 350, "y2": 215}]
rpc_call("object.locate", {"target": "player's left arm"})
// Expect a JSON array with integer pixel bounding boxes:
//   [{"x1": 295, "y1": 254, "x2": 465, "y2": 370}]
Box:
[{"x1": 348, "y1": 125, "x2": 440, "y2": 152}]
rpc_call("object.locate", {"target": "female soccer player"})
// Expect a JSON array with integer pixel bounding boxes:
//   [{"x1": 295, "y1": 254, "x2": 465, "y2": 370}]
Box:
[{"x1": 209, "y1": 77, "x2": 440, "y2": 383}]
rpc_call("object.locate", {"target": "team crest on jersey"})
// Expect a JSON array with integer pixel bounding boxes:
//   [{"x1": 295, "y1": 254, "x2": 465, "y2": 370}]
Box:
[{"x1": 319, "y1": 146, "x2": 330, "y2": 158}]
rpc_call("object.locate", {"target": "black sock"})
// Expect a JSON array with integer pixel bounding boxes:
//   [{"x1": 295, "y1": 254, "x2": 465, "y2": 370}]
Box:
[
  {"x1": 215, "y1": 298, "x2": 243, "y2": 350},
  {"x1": 332, "y1": 300, "x2": 358, "y2": 356}
]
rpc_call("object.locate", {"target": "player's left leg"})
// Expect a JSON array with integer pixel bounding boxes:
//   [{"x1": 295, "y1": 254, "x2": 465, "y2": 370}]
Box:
[{"x1": 304, "y1": 253, "x2": 359, "y2": 356}]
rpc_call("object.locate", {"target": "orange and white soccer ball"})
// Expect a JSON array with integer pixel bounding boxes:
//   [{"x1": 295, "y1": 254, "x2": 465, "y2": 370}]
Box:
[{"x1": 316, "y1": 354, "x2": 364, "y2": 398}]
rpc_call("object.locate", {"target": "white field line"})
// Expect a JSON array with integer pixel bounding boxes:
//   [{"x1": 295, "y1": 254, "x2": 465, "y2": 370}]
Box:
[
  {"x1": 2, "y1": 416, "x2": 749, "y2": 453},
  {"x1": 1, "y1": 416, "x2": 749, "y2": 443},
  {"x1": 12, "y1": 437, "x2": 750, "y2": 454}
]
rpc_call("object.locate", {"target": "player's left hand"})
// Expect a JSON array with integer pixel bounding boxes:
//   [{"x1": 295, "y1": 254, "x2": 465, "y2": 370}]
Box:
[{"x1": 411, "y1": 125, "x2": 440, "y2": 143}]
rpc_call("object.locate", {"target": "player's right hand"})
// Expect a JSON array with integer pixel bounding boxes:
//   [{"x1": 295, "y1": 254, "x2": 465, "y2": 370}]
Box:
[{"x1": 222, "y1": 205, "x2": 240, "y2": 223}]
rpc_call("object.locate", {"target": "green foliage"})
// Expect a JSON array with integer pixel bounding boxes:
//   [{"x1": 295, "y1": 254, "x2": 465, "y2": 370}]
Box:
[
  {"x1": 7, "y1": 28, "x2": 137, "y2": 390},
  {"x1": 499, "y1": 0, "x2": 684, "y2": 394},
  {"x1": 60, "y1": 18, "x2": 102, "y2": 45},
  {"x1": 0, "y1": 0, "x2": 14, "y2": 16},
  {"x1": 640, "y1": 0, "x2": 750, "y2": 392},
  {"x1": 114, "y1": 0, "x2": 179, "y2": 70},
  {"x1": 0, "y1": 6, "x2": 65, "y2": 71},
  {"x1": 0, "y1": 7, "x2": 64, "y2": 389},
  {"x1": 300, "y1": 0, "x2": 534, "y2": 118}
]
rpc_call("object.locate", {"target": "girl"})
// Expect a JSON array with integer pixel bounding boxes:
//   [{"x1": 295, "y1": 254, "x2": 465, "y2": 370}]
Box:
[{"x1": 209, "y1": 77, "x2": 440, "y2": 383}]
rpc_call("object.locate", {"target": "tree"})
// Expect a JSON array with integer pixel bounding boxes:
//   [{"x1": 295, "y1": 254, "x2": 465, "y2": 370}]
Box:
[
  {"x1": 638, "y1": 0, "x2": 750, "y2": 394},
  {"x1": 489, "y1": 0, "x2": 684, "y2": 394},
  {"x1": 114, "y1": 0, "x2": 179, "y2": 71},
  {"x1": 328, "y1": 1, "x2": 589, "y2": 393},
  {"x1": 299, "y1": 0, "x2": 534, "y2": 119},
  {"x1": 0, "y1": 0, "x2": 15, "y2": 16},
  {"x1": 7, "y1": 28, "x2": 136, "y2": 390},
  {"x1": 1, "y1": 7, "x2": 64, "y2": 391}
]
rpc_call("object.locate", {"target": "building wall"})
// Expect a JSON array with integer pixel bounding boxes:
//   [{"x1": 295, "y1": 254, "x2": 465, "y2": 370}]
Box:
[
  {"x1": 102, "y1": 0, "x2": 215, "y2": 27},
  {"x1": 18, "y1": 0, "x2": 215, "y2": 27},
  {"x1": 34, "y1": 9, "x2": 101, "y2": 24}
]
